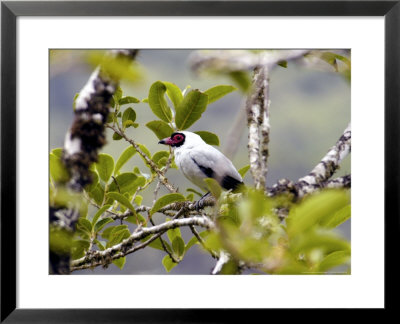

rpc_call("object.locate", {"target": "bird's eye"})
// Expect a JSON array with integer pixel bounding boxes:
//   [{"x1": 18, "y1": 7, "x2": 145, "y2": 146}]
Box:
[{"x1": 174, "y1": 135, "x2": 183, "y2": 141}]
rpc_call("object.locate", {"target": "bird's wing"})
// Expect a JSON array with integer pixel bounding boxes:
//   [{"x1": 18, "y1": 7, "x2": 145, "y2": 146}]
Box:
[{"x1": 188, "y1": 145, "x2": 242, "y2": 187}]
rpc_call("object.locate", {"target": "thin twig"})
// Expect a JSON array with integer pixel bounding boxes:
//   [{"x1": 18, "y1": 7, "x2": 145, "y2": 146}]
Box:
[
  {"x1": 107, "y1": 124, "x2": 177, "y2": 193},
  {"x1": 71, "y1": 215, "x2": 214, "y2": 271}
]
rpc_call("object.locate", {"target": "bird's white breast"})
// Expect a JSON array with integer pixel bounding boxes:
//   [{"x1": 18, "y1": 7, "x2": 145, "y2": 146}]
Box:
[{"x1": 174, "y1": 147, "x2": 209, "y2": 191}]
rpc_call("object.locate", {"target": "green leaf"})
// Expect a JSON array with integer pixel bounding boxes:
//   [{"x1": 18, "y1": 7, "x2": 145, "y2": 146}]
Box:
[
  {"x1": 150, "y1": 193, "x2": 186, "y2": 215},
  {"x1": 119, "y1": 96, "x2": 140, "y2": 105},
  {"x1": 185, "y1": 231, "x2": 209, "y2": 252},
  {"x1": 108, "y1": 228, "x2": 130, "y2": 247},
  {"x1": 319, "y1": 250, "x2": 350, "y2": 272},
  {"x1": 101, "y1": 226, "x2": 115, "y2": 240},
  {"x1": 172, "y1": 237, "x2": 185, "y2": 258},
  {"x1": 77, "y1": 218, "x2": 92, "y2": 233},
  {"x1": 72, "y1": 93, "x2": 80, "y2": 111},
  {"x1": 144, "y1": 236, "x2": 170, "y2": 251},
  {"x1": 49, "y1": 153, "x2": 70, "y2": 183},
  {"x1": 94, "y1": 217, "x2": 113, "y2": 232},
  {"x1": 113, "y1": 132, "x2": 123, "y2": 141},
  {"x1": 321, "y1": 205, "x2": 351, "y2": 229},
  {"x1": 286, "y1": 190, "x2": 350, "y2": 237},
  {"x1": 204, "y1": 178, "x2": 222, "y2": 199},
  {"x1": 146, "y1": 120, "x2": 174, "y2": 140},
  {"x1": 88, "y1": 184, "x2": 104, "y2": 205},
  {"x1": 94, "y1": 239, "x2": 106, "y2": 251},
  {"x1": 95, "y1": 153, "x2": 115, "y2": 182},
  {"x1": 148, "y1": 81, "x2": 173, "y2": 123},
  {"x1": 85, "y1": 170, "x2": 99, "y2": 192},
  {"x1": 152, "y1": 151, "x2": 170, "y2": 167},
  {"x1": 108, "y1": 172, "x2": 138, "y2": 194},
  {"x1": 163, "y1": 81, "x2": 183, "y2": 109},
  {"x1": 88, "y1": 52, "x2": 142, "y2": 82},
  {"x1": 133, "y1": 144, "x2": 151, "y2": 165},
  {"x1": 229, "y1": 71, "x2": 251, "y2": 93},
  {"x1": 162, "y1": 255, "x2": 177, "y2": 273},
  {"x1": 51, "y1": 148, "x2": 64, "y2": 158},
  {"x1": 91, "y1": 204, "x2": 111, "y2": 227},
  {"x1": 142, "y1": 98, "x2": 148, "y2": 103},
  {"x1": 167, "y1": 226, "x2": 182, "y2": 244},
  {"x1": 122, "y1": 107, "x2": 136, "y2": 126},
  {"x1": 113, "y1": 257, "x2": 126, "y2": 270},
  {"x1": 204, "y1": 85, "x2": 236, "y2": 104},
  {"x1": 107, "y1": 192, "x2": 136, "y2": 214},
  {"x1": 123, "y1": 120, "x2": 139, "y2": 129},
  {"x1": 186, "y1": 188, "x2": 203, "y2": 197},
  {"x1": 126, "y1": 213, "x2": 146, "y2": 225},
  {"x1": 134, "y1": 195, "x2": 143, "y2": 205},
  {"x1": 277, "y1": 60, "x2": 288, "y2": 68},
  {"x1": 194, "y1": 131, "x2": 220, "y2": 146},
  {"x1": 71, "y1": 240, "x2": 90, "y2": 259},
  {"x1": 238, "y1": 165, "x2": 250, "y2": 178},
  {"x1": 109, "y1": 96, "x2": 116, "y2": 109},
  {"x1": 113, "y1": 86, "x2": 123, "y2": 102},
  {"x1": 175, "y1": 90, "x2": 208, "y2": 130},
  {"x1": 114, "y1": 146, "x2": 136, "y2": 174},
  {"x1": 291, "y1": 230, "x2": 350, "y2": 255}
]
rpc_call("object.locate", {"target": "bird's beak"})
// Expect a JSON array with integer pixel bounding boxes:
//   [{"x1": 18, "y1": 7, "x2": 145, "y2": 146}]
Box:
[{"x1": 158, "y1": 137, "x2": 173, "y2": 145}]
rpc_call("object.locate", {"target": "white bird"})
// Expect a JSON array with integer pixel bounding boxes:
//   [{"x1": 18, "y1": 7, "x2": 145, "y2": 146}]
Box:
[{"x1": 159, "y1": 131, "x2": 243, "y2": 208}]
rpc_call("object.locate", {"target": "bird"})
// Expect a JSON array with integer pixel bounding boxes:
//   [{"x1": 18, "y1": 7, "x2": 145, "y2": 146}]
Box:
[{"x1": 158, "y1": 131, "x2": 243, "y2": 209}]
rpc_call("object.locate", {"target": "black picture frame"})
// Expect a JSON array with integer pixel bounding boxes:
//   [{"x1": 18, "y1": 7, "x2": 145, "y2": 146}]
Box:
[{"x1": 1, "y1": 0, "x2": 398, "y2": 322}]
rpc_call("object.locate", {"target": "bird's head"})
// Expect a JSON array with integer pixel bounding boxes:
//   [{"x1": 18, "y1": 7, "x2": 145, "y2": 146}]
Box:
[{"x1": 158, "y1": 131, "x2": 204, "y2": 148}]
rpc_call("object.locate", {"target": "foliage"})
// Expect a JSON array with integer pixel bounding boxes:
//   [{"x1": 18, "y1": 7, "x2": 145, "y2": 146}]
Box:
[
  {"x1": 49, "y1": 49, "x2": 351, "y2": 274},
  {"x1": 203, "y1": 188, "x2": 351, "y2": 274}
]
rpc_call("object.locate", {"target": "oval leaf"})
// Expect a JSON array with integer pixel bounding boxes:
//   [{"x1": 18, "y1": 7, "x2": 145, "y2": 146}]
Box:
[
  {"x1": 49, "y1": 153, "x2": 70, "y2": 183},
  {"x1": 172, "y1": 236, "x2": 185, "y2": 258},
  {"x1": 114, "y1": 146, "x2": 136, "y2": 175},
  {"x1": 175, "y1": 90, "x2": 208, "y2": 130},
  {"x1": 162, "y1": 255, "x2": 177, "y2": 273},
  {"x1": 113, "y1": 256, "x2": 126, "y2": 270},
  {"x1": 238, "y1": 165, "x2": 250, "y2": 178},
  {"x1": 321, "y1": 205, "x2": 351, "y2": 228},
  {"x1": 194, "y1": 131, "x2": 220, "y2": 146},
  {"x1": 108, "y1": 172, "x2": 139, "y2": 194},
  {"x1": 107, "y1": 192, "x2": 136, "y2": 214},
  {"x1": 146, "y1": 120, "x2": 174, "y2": 140},
  {"x1": 204, "y1": 85, "x2": 236, "y2": 104},
  {"x1": 92, "y1": 204, "x2": 112, "y2": 226},
  {"x1": 77, "y1": 218, "x2": 92, "y2": 233},
  {"x1": 122, "y1": 107, "x2": 136, "y2": 124},
  {"x1": 204, "y1": 178, "x2": 222, "y2": 199},
  {"x1": 119, "y1": 96, "x2": 140, "y2": 105},
  {"x1": 152, "y1": 151, "x2": 170, "y2": 167},
  {"x1": 319, "y1": 251, "x2": 350, "y2": 272},
  {"x1": 94, "y1": 217, "x2": 113, "y2": 233},
  {"x1": 150, "y1": 193, "x2": 186, "y2": 215},
  {"x1": 163, "y1": 81, "x2": 183, "y2": 109},
  {"x1": 287, "y1": 190, "x2": 350, "y2": 237},
  {"x1": 95, "y1": 153, "x2": 114, "y2": 182},
  {"x1": 85, "y1": 170, "x2": 99, "y2": 192},
  {"x1": 148, "y1": 81, "x2": 172, "y2": 123}
]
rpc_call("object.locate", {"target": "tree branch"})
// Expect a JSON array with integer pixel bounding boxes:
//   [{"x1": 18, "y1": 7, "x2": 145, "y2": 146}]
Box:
[
  {"x1": 71, "y1": 216, "x2": 215, "y2": 271},
  {"x1": 189, "y1": 50, "x2": 310, "y2": 74},
  {"x1": 107, "y1": 124, "x2": 177, "y2": 193},
  {"x1": 295, "y1": 123, "x2": 351, "y2": 197},
  {"x1": 246, "y1": 66, "x2": 270, "y2": 190},
  {"x1": 50, "y1": 50, "x2": 138, "y2": 274},
  {"x1": 268, "y1": 124, "x2": 351, "y2": 200}
]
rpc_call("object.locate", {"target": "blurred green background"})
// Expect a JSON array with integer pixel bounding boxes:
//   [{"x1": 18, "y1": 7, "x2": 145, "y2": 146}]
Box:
[{"x1": 50, "y1": 50, "x2": 351, "y2": 274}]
